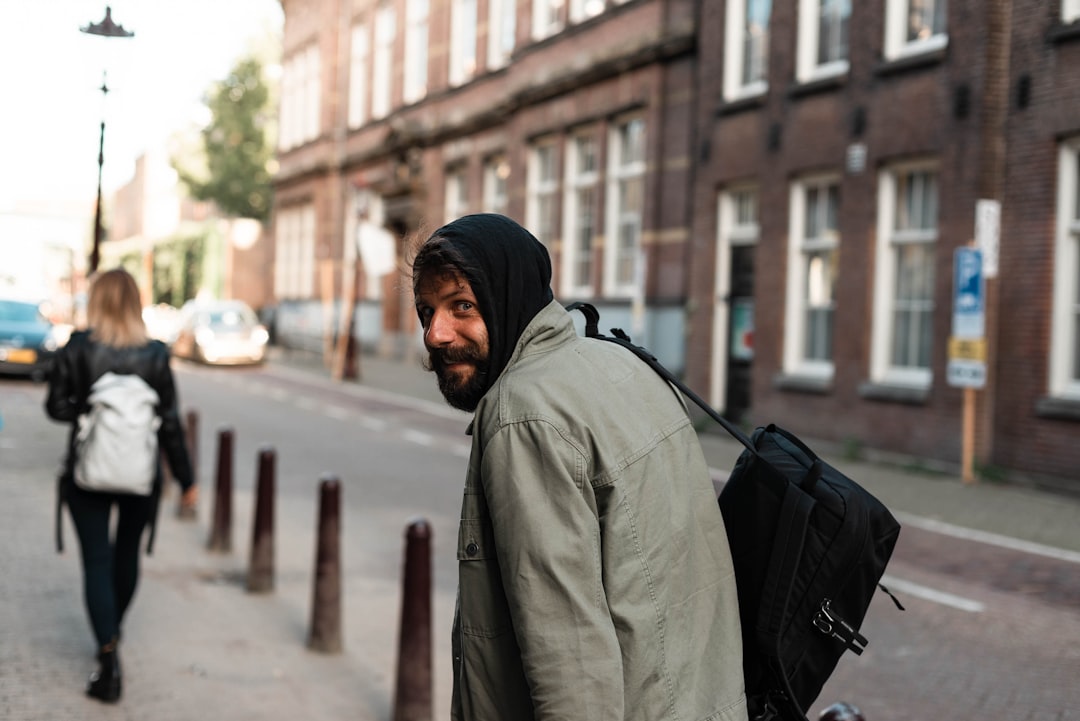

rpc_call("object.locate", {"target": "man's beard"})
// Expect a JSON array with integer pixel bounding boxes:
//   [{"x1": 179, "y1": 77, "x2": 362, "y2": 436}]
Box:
[{"x1": 425, "y1": 344, "x2": 490, "y2": 412}]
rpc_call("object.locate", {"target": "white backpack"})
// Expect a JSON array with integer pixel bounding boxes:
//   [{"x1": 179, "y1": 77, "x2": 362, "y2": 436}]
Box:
[{"x1": 74, "y1": 371, "x2": 162, "y2": 495}]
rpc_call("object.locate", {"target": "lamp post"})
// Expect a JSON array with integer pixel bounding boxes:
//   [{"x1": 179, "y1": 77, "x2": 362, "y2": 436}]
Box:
[{"x1": 80, "y1": 6, "x2": 134, "y2": 274}]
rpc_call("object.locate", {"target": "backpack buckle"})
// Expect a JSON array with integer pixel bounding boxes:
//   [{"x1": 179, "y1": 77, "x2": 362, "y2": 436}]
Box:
[{"x1": 813, "y1": 599, "x2": 869, "y2": 655}]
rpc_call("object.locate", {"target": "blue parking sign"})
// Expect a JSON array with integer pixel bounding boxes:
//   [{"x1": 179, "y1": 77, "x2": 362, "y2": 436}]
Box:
[{"x1": 953, "y1": 247, "x2": 985, "y2": 339}]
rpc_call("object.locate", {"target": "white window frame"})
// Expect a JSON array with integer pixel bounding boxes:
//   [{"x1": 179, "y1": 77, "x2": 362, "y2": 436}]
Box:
[
  {"x1": 371, "y1": 1, "x2": 395, "y2": 119},
  {"x1": 487, "y1": 0, "x2": 516, "y2": 69},
  {"x1": 724, "y1": 0, "x2": 772, "y2": 101},
  {"x1": 603, "y1": 117, "x2": 646, "y2": 297},
  {"x1": 279, "y1": 46, "x2": 321, "y2": 149},
  {"x1": 796, "y1": 0, "x2": 850, "y2": 83},
  {"x1": 1050, "y1": 139, "x2": 1080, "y2": 399},
  {"x1": 570, "y1": 0, "x2": 605, "y2": 24},
  {"x1": 561, "y1": 133, "x2": 600, "y2": 298},
  {"x1": 526, "y1": 140, "x2": 560, "y2": 248},
  {"x1": 404, "y1": 0, "x2": 429, "y2": 104},
  {"x1": 532, "y1": 0, "x2": 564, "y2": 41},
  {"x1": 1065, "y1": 0, "x2": 1080, "y2": 23},
  {"x1": 347, "y1": 23, "x2": 370, "y2": 128},
  {"x1": 884, "y1": 0, "x2": 948, "y2": 61},
  {"x1": 784, "y1": 175, "x2": 840, "y2": 379},
  {"x1": 450, "y1": 0, "x2": 478, "y2": 86},
  {"x1": 445, "y1": 168, "x2": 468, "y2": 222},
  {"x1": 274, "y1": 205, "x2": 316, "y2": 299},
  {"x1": 870, "y1": 161, "x2": 939, "y2": 389},
  {"x1": 483, "y1": 155, "x2": 509, "y2": 214}
]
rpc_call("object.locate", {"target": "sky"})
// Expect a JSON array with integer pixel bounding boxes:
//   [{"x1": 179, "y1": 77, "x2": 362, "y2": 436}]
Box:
[{"x1": 0, "y1": 1, "x2": 283, "y2": 216}]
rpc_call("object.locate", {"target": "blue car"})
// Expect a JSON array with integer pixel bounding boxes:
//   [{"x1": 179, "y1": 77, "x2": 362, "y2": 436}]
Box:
[{"x1": 0, "y1": 298, "x2": 68, "y2": 381}]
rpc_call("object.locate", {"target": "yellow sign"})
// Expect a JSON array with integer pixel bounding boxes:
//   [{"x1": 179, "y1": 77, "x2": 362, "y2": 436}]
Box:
[{"x1": 948, "y1": 337, "x2": 986, "y2": 362}]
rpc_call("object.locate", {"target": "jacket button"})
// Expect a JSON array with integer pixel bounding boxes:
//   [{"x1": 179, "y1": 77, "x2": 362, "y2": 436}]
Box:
[{"x1": 466, "y1": 542, "x2": 479, "y2": 557}]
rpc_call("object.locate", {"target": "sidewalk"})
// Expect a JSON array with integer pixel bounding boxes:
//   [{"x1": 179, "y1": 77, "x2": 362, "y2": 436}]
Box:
[{"x1": 280, "y1": 346, "x2": 1080, "y2": 555}]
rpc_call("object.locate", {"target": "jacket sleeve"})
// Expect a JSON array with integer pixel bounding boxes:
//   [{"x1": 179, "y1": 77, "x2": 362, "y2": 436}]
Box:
[
  {"x1": 152, "y1": 345, "x2": 194, "y2": 491},
  {"x1": 44, "y1": 341, "x2": 79, "y2": 423},
  {"x1": 481, "y1": 420, "x2": 623, "y2": 721}
]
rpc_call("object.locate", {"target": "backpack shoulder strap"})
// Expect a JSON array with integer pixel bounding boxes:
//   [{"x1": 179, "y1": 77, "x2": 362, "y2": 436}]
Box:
[{"x1": 566, "y1": 301, "x2": 760, "y2": 458}]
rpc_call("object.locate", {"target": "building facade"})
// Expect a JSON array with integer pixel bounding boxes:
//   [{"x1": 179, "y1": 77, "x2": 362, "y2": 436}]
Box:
[{"x1": 272, "y1": 0, "x2": 1080, "y2": 489}]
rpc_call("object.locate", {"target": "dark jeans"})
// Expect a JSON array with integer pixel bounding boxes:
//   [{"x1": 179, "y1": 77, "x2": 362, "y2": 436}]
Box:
[{"x1": 66, "y1": 484, "x2": 152, "y2": 648}]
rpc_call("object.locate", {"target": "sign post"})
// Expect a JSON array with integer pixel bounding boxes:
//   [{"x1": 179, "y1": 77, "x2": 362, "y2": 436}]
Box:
[{"x1": 948, "y1": 246, "x2": 986, "y2": 483}]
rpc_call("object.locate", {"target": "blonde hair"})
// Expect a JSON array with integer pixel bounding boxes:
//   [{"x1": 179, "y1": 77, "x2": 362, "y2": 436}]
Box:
[{"x1": 87, "y1": 268, "x2": 148, "y2": 348}]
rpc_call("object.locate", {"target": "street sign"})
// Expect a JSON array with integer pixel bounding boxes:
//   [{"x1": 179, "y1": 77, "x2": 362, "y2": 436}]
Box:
[
  {"x1": 947, "y1": 337, "x2": 987, "y2": 362},
  {"x1": 975, "y1": 199, "x2": 1000, "y2": 278},
  {"x1": 953, "y1": 247, "x2": 985, "y2": 339},
  {"x1": 947, "y1": 360, "x2": 987, "y2": 388}
]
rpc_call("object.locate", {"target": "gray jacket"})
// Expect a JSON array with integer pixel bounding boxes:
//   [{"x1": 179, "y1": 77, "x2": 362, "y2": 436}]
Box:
[{"x1": 451, "y1": 300, "x2": 747, "y2": 721}]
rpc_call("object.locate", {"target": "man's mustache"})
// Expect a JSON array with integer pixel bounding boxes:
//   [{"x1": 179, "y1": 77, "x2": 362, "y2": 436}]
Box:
[{"x1": 428, "y1": 345, "x2": 488, "y2": 374}]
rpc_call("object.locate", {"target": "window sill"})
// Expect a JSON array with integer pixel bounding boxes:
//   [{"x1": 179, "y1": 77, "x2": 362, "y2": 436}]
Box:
[
  {"x1": 1050, "y1": 19, "x2": 1080, "y2": 44},
  {"x1": 875, "y1": 46, "x2": 947, "y2": 77},
  {"x1": 1035, "y1": 395, "x2": 1080, "y2": 421},
  {"x1": 774, "y1": 373, "x2": 832, "y2": 395},
  {"x1": 789, "y1": 69, "x2": 848, "y2": 99},
  {"x1": 716, "y1": 91, "x2": 767, "y2": 117},
  {"x1": 857, "y1": 381, "x2": 930, "y2": 405}
]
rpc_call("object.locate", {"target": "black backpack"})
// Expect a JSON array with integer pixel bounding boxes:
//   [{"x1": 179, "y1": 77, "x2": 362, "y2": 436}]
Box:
[{"x1": 568, "y1": 302, "x2": 904, "y2": 721}]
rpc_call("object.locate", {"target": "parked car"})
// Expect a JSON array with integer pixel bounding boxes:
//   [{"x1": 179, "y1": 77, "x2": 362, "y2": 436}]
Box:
[
  {"x1": 142, "y1": 303, "x2": 182, "y2": 345},
  {"x1": 0, "y1": 297, "x2": 69, "y2": 380},
  {"x1": 173, "y1": 300, "x2": 269, "y2": 365}
]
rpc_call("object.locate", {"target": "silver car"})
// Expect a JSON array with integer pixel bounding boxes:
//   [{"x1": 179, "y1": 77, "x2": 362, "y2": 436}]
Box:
[{"x1": 173, "y1": 300, "x2": 269, "y2": 365}]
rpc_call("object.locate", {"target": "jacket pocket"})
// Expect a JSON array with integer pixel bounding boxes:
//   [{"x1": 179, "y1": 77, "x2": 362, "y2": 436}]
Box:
[{"x1": 456, "y1": 518, "x2": 515, "y2": 638}]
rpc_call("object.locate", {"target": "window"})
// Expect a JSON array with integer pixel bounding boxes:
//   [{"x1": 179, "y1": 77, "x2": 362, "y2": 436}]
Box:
[
  {"x1": 724, "y1": 0, "x2": 772, "y2": 100},
  {"x1": 533, "y1": 0, "x2": 564, "y2": 40},
  {"x1": 785, "y1": 177, "x2": 840, "y2": 377},
  {"x1": 871, "y1": 163, "x2": 939, "y2": 388},
  {"x1": 404, "y1": 0, "x2": 429, "y2": 104},
  {"x1": 796, "y1": 0, "x2": 850, "y2": 82},
  {"x1": 1050, "y1": 139, "x2": 1080, "y2": 398},
  {"x1": 527, "y1": 141, "x2": 559, "y2": 248},
  {"x1": 483, "y1": 156, "x2": 509, "y2": 214},
  {"x1": 275, "y1": 205, "x2": 316, "y2": 299},
  {"x1": 884, "y1": 0, "x2": 947, "y2": 60},
  {"x1": 445, "y1": 168, "x2": 468, "y2": 222},
  {"x1": 371, "y1": 0, "x2": 395, "y2": 119},
  {"x1": 450, "y1": 0, "x2": 478, "y2": 86},
  {"x1": 348, "y1": 23, "x2": 369, "y2": 128},
  {"x1": 570, "y1": 0, "x2": 605, "y2": 24},
  {"x1": 1065, "y1": 0, "x2": 1080, "y2": 23},
  {"x1": 279, "y1": 45, "x2": 321, "y2": 149},
  {"x1": 604, "y1": 118, "x2": 646, "y2": 296},
  {"x1": 487, "y1": 0, "x2": 516, "y2": 69},
  {"x1": 562, "y1": 134, "x2": 600, "y2": 297}
]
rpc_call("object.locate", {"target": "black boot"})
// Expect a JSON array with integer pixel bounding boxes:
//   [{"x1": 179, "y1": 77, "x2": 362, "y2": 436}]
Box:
[{"x1": 86, "y1": 642, "x2": 121, "y2": 703}]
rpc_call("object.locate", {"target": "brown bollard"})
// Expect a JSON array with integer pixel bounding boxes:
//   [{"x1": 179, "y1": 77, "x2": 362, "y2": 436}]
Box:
[
  {"x1": 392, "y1": 519, "x2": 433, "y2": 721},
  {"x1": 819, "y1": 702, "x2": 866, "y2": 721},
  {"x1": 308, "y1": 476, "x2": 342, "y2": 653},
  {"x1": 178, "y1": 409, "x2": 199, "y2": 520},
  {"x1": 246, "y1": 447, "x2": 276, "y2": 593},
  {"x1": 206, "y1": 427, "x2": 234, "y2": 552}
]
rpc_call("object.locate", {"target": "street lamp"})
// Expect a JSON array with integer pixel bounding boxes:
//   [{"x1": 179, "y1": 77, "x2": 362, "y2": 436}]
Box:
[{"x1": 80, "y1": 6, "x2": 134, "y2": 274}]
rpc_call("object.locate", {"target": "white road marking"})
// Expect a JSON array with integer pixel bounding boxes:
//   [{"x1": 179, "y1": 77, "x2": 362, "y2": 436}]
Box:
[
  {"x1": 880, "y1": 574, "x2": 986, "y2": 613},
  {"x1": 403, "y1": 430, "x2": 433, "y2": 446},
  {"x1": 893, "y1": 511, "x2": 1080, "y2": 565},
  {"x1": 324, "y1": 406, "x2": 350, "y2": 420},
  {"x1": 359, "y1": 417, "x2": 387, "y2": 432}
]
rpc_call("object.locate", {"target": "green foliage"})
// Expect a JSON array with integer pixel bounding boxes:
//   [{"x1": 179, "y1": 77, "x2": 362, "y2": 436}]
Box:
[
  {"x1": 176, "y1": 55, "x2": 274, "y2": 221},
  {"x1": 151, "y1": 233, "x2": 207, "y2": 305}
]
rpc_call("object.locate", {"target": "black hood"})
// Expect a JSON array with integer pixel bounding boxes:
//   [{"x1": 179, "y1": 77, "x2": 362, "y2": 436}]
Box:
[{"x1": 427, "y1": 213, "x2": 554, "y2": 395}]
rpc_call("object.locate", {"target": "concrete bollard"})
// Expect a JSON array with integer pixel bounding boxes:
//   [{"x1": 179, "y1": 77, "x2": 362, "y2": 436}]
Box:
[
  {"x1": 819, "y1": 702, "x2": 866, "y2": 721},
  {"x1": 392, "y1": 518, "x2": 433, "y2": 721},
  {"x1": 308, "y1": 476, "x2": 342, "y2": 653},
  {"x1": 246, "y1": 446, "x2": 276, "y2": 593},
  {"x1": 178, "y1": 409, "x2": 199, "y2": 520},
  {"x1": 206, "y1": 427, "x2": 234, "y2": 552}
]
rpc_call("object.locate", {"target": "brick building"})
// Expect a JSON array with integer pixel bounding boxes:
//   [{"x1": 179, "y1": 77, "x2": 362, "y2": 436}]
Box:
[{"x1": 271, "y1": 0, "x2": 1080, "y2": 489}]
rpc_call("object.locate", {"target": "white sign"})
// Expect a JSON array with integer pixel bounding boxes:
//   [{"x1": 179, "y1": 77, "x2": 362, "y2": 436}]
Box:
[
  {"x1": 947, "y1": 359, "x2": 987, "y2": 389},
  {"x1": 356, "y1": 220, "x2": 396, "y2": 277},
  {"x1": 975, "y1": 199, "x2": 1000, "y2": 278}
]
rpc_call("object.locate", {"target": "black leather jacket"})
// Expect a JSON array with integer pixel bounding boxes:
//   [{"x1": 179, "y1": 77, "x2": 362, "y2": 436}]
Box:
[{"x1": 45, "y1": 330, "x2": 195, "y2": 494}]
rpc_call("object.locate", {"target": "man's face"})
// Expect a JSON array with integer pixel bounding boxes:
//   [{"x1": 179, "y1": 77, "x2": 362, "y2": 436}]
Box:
[{"x1": 414, "y1": 271, "x2": 490, "y2": 412}]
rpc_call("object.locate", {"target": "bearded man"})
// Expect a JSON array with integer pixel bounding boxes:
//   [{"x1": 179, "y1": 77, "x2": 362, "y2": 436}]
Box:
[{"x1": 411, "y1": 213, "x2": 747, "y2": 721}]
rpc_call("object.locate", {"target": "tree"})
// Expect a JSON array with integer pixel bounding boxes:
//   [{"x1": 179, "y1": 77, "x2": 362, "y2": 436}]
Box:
[{"x1": 175, "y1": 55, "x2": 275, "y2": 221}]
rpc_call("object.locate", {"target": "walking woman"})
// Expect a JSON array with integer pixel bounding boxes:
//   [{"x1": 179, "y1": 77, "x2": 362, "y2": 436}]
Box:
[{"x1": 45, "y1": 268, "x2": 197, "y2": 703}]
